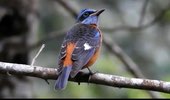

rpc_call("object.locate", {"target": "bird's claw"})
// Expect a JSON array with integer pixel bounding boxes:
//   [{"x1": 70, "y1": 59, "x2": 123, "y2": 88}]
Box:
[
  {"x1": 78, "y1": 81, "x2": 81, "y2": 85},
  {"x1": 44, "y1": 79, "x2": 50, "y2": 85},
  {"x1": 87, "y1": 68, "x2": 98, "y2": 75},
  {"x1": 87, "y1": 68, "x2": 99, "y2": 85}
]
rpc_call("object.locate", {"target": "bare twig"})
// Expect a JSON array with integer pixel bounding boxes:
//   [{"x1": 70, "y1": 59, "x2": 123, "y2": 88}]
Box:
[
  {"x1": 31, "y1": 44, "x2": 45, "y2": 66},
  {"x1": 138, "y1": 0, "x2": 149, "y2": 26},
  {"x1": 30, "y1": 44, "x2": 50, "y2": 84},
  {"x1": 0, "y1": 61, "x2": 169, "y2": 95}
]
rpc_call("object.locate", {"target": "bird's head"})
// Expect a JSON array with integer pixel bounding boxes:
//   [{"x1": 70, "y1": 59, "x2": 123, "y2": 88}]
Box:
[{"x1": 76, "y1": 8, "x2": 105, "y2": 25}]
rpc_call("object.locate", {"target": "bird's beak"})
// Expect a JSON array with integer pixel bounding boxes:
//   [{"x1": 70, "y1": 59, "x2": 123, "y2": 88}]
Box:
[{"x1": 91, "y1": 9, "x2": 105, "y2": 16}]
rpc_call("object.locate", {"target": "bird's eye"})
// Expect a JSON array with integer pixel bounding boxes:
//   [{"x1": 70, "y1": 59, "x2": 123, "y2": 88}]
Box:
[{"x1": 83, "y1": 12, "x2": 89, "y2": 18}]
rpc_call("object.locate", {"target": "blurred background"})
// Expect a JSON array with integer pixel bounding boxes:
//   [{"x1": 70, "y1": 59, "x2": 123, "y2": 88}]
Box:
[{"x1": 0, "y1": 0, "x2": 170, "y2": 98}]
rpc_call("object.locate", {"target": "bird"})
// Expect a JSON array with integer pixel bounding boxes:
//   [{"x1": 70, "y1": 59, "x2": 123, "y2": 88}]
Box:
[{"x1": 55, "y1": 8, "x2": 105, "y2": 90}]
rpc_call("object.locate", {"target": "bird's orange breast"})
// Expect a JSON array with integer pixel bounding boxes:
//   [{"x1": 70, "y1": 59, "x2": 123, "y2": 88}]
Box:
[{"x1": 84, "y1": 47, "x2": 101, "y2": 68}]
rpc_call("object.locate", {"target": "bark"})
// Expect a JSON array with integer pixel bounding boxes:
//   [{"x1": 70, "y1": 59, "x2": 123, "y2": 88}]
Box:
[{"x1": 0, "y1": 61, "x2": 169, "y2": 94}]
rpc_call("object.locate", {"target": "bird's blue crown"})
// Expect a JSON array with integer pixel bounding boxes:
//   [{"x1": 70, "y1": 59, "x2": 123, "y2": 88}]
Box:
[{"x1": 76, "y1": 8, "x2": 96, "y2": 22}]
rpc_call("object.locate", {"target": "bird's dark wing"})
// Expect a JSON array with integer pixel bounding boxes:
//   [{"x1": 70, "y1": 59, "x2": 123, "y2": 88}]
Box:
[
  {"x1": 70, "y1": 36, "x2": 100, "y2": 78},
  {"x1": 57, "y1": 39, "x2": 67, "y2": 74}
]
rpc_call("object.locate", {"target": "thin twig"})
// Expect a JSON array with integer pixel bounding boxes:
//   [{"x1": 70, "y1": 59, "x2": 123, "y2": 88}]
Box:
[
  {"x1": 30, "y1": 44, "x2": 50, "y2": 84},
  {"x1": 31, "y1": 44, "x2": 45, "y2": 66},
  {"x1": 138, "y1": 0, "x2": 149, "y2": 26}
]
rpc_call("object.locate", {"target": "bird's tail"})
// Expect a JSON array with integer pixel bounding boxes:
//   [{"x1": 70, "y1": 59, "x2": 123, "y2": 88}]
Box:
[{"x1": 55, "y1": 65, "x2": 72, "y2": 90}]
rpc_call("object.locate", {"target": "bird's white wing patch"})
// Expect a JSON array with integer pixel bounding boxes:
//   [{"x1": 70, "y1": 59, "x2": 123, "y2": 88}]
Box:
[{"x1": 84, "y1": 43, "x2": 92, "y2": 50}]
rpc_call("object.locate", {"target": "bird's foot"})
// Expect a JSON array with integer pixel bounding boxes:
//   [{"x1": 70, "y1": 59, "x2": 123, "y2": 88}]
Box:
[
  {"x1": 87, "y1": 68, "x2": 98, "y2": 85},
  {"x1": 76, "y1": 70, "x2": 84, "y2": 85},
  {"x1": 87, "y1": 68, "x2": 98, "y2": 75},
  {"x1": 44, "y1": 79, "x2": 50, "y2": 85}
]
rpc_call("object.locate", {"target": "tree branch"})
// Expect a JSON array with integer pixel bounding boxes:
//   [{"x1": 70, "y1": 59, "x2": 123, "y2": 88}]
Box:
[
  {"x1": 0, "y1": 61, "x2": 170, "y2": 94},
  {"x1": 138, "y1": 0, "x2": 149, "y2": 26}
]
